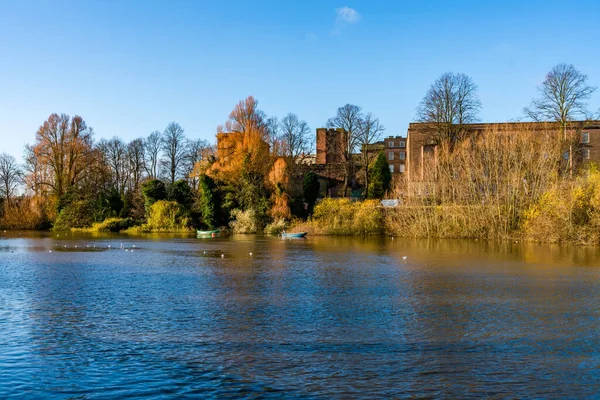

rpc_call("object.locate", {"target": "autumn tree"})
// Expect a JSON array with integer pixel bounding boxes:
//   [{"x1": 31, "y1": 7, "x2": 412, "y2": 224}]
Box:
[
  {"x1": 327, "y1": 104, "x2": 363, "y2": 196},
  {"x1": 209, "y1": 96, "x2": 272, "y2": 228},
  {"x1": 29, "y1": 113, "x2": 95, "y2": 202},
  {"x1": 357, "y1": 113, "x2": 385, "y2": 199},
  {"x1": 161, "y1": 122, "x2": 188, "y2": 185},
  {"x1": 0, "y1": 153, "x2": 22, "y2": 203},
  {"x1": 416, "y1": 72, "x2": 481, "y2": 143},
  {"x1": 211, "y1": 96, "x2": 271, "y2": 180},
  {"x1": 280, "y1": 113, "x2": 312, "y2": 159},
  {"x1": 144, "y1": 130, "x2": 162, "y2": 180}
]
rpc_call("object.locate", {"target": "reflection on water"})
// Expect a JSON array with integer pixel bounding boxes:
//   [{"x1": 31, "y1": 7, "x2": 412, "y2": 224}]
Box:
[{"x1": 1, "y1": 232, "x2": 600, "y2": 397}]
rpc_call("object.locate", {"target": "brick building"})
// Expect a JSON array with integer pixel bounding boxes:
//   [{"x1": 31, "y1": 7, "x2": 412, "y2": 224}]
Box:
[
  {"x1": 382, "y1": 136, "x2": 407, "y2": 174},
  {"x1": 405, "y1": 121, "x2": 600, "y2": 182},
  {"x1": 316, "y1": 128, "x2": 348, "y2": 165}
]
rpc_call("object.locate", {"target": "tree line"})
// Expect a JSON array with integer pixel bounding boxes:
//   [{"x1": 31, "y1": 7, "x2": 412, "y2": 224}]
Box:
[{"x1": 0, "y1": 62, "x2": 597, "y2": 232}]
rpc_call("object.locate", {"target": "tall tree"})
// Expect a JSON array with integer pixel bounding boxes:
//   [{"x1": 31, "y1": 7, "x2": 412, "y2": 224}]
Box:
[
  {"x1": 416, "y1": 72, "x2": 481, "y2": 143},
  {"x1": 29, "y1": 113, "x2": 95, "y2": 199},
  {"x1": 127, "y1": 138, "x2": 146, "y2": 192},
  {"x1": 280, "y1": 113, "x2": 312, "y2": 159},
  {"x1": 357, "y1": 113, "x2": 385, "y2": 199},
  {"x1": 98, "y1": 137, "x2": 128, "y2": 194},
  {"x1": 327, "y1": 104, "x2": 363, "y2": 197},
  {"x1": 524, "y1": 63, "x2": 597, "y2": 176},
  {"x1": 524, "y1": 63, "x2": 597, "y2": 131},
  {"x1": 265, "y1": 116, "x2": 281, "y2": 156},
  {"x1": 368, "y1": 152, "x2": 391, "y2": 199},
  {"x1": 212, "y1": 96, "x2": 271, "y2": 180},
  {"x1": 144, "y1": 130, "x2": 162, "y2": 180},
  {"x1": 0, "y1": 153, "x2": 22, "y2": 203},
  {"x1": 184, "y1": 138, "x2": 210, "y2": 190},
  {"x1": 161, "y1": 122, "x2": 188, "y2": 185}
]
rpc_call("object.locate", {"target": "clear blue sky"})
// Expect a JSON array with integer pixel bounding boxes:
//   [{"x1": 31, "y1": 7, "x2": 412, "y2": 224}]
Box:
[{"x1": 1, "y1": 0, "x2": 599, "y2": 160}]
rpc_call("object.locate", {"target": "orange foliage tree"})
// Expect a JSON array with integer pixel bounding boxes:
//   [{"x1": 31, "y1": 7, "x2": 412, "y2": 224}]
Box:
[{"x1": 27, "y1": 114, "x2": 96, "y2": 202}]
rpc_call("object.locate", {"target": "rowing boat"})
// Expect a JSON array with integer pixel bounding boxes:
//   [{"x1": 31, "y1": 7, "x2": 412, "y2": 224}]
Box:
[
  {"x1": 281, "y1": 232, "x2": 307, "y2": 238},
  {"x1": 197, "y1": 229, "x2": 220, "y2": 236}
]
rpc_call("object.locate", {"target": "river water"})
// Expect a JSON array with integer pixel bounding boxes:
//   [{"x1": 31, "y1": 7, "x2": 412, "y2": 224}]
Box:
[{"x1": 1, "y1": 232, "x2": 600, "y2": 398}]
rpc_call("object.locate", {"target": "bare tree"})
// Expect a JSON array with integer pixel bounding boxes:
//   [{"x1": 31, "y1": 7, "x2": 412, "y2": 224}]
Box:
[
  {"x1": 280, "y1": 113, "x2": 312, "y2": 159},
  {"x1": 524, "y1": 63, "x2": 597, "y2": 131},
  {"x1": 98, "y1": 137, "x2": 128, "y2": 194},
  {"x1": 161, "y1": 122, "x2": 188, "y2": 185},
  {"x1": 327, "y1": 104, "x2": 363, "y2": 196},
  {"x1": 357, "y1": 114, "x2": 385, "y2": 199},
  {"x1": 0, "y1": 153, "x2": 22, "y2": 203},
  {"x1": 416, "y1": 72, "x2": 481, "y2": 143},
  {"x1": 127, "y1": 138, "x2": 146, "y2": 191},
  {"x1": 184, "y1": 138, "x2": 210, "y2": 190},
  {"x1": 265, "y1": 116, "x2": 281, "y2": 156},
  {"x1": 524, "y1": 63, "x2": 597, "y2": 176},
  {"x1": 144, "y1": 131, "x2": 162, "y2": 180}
]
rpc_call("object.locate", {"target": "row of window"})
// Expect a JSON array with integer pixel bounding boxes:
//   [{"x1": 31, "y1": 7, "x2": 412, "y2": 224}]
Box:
[
  {"x1": 389, "y1": 164, "x2": 406, "y2": 173},
  {"x1": 388, "y1": 151, "x2": 406, "y2": 161},
  {"x1": 387, "y1": 140, "x2": 406, "y2": 148}
]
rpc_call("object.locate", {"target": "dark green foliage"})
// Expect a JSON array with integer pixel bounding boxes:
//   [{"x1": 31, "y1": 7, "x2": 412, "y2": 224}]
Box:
[
  {"x1": 96, "y1": 189, "x2": 123, "y2": 221},
  {"x1": 168, "y1": 180, "x2": 194, "y2": 209},
  {"x1": 120, "y1": 190, "x2": 145, "y2": 222},
  {"x1": 53, "y1": 200, "x2": 97, "y2": 230},
  {"x1": 368, "y1": 152, "x2": 391, "y2": 199},
  {"x1": 290, "y1": 197, "x2": 308, "y2": 219},
  {"x1": 142, "y1": 179, "x2": 167, "y2": 209},
  {"x1": 303, "y1": 172, "x2": 320, "y2": 215},
  {"x1": 198, "y1": 175, "x2": 218, "y2": 229}
]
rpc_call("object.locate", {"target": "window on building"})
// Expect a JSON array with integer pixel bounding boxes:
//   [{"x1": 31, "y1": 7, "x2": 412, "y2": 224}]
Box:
[
  {"x1": 399, "y1": 151, "x2": 406, "y2": 160},
  {"x1": 399, "y1": 164, "x2": 405, "y2": 173},
  {"x1": 388, "y1": 141, "x2": 394, "y2": 148},
  {"x1": 400, "y1": 141, "x2": 406, "y2": 148},
  {"x1": 584, "y1": 148, "x2": 591, "y2": 160},
  {"x1": 388, "y1": 152, "x2": 394, "y2": 161},
  {"x1": 389, "y1": 165, "x2": 394, "y2": 173},
  {"x1": 582, "y1": 132, "x2": 590, "y2": 144}
]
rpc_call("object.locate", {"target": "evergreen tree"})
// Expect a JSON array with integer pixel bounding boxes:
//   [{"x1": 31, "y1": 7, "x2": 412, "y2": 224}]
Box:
[
  {"x1": 368, "y1": 153, "x2": 391, "y2": 199},
  {"x1": 168, "y1": 180, "x2": 194, "y2": 209},
  {"x1": 303, "y1": 172, "x2": 320, "y2": 215},
  {"x1": 198, "y1": 174, "x2": 218, "y2": 229}
]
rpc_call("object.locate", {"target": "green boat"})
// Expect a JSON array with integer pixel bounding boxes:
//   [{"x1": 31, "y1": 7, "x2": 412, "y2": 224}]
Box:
[{"x1": 197, "y1": 229, "x2": 221, "y2": 236}]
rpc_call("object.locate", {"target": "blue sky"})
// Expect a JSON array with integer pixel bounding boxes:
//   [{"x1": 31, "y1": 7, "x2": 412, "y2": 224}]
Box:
[{"x1": 1, "y1": 0, "x2": 599, "y2": 160}]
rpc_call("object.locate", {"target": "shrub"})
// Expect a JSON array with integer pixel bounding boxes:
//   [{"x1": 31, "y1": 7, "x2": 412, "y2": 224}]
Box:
[
  {"x1": 125, "y1": 200, "x2": 192, "y2": 233},
  {"x1": 93, "y1": 218, "x2": 134, "y2": 232},
  {"x1": 53, "y1": 200, "x2": 96, "y2": 230},
  {"x1": 264, "y1": 218, "x2": 288, "y2": 234},
  {"x1": 292, "y1": 198, "x2": 383, "y2": 236},
  {"x1": 230, "y1": 208, "x2": 261, "y2": 234}
]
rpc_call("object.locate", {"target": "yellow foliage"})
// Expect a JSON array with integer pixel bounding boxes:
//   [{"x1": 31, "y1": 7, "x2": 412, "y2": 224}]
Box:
[{"x1": 292, "y1": 198, "x2": 383, "y2": 236}]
